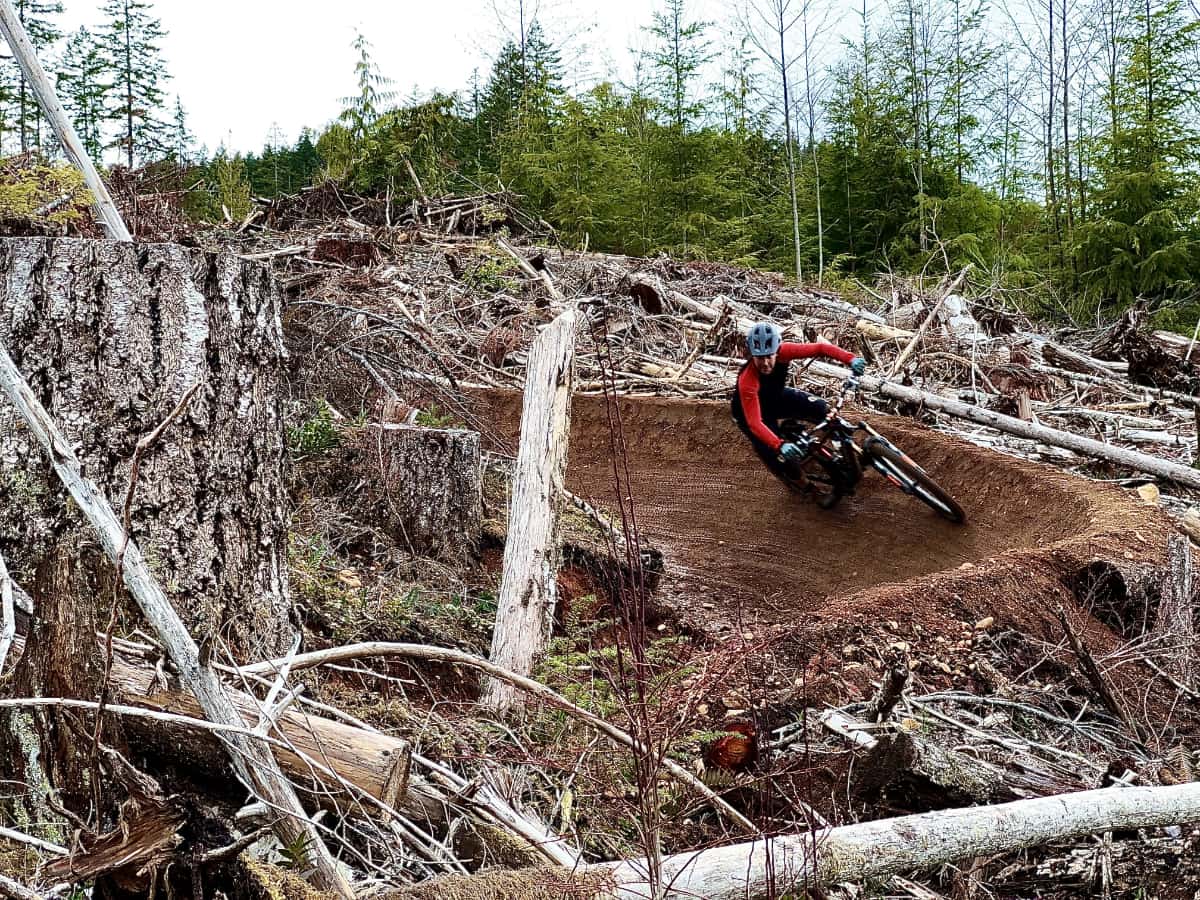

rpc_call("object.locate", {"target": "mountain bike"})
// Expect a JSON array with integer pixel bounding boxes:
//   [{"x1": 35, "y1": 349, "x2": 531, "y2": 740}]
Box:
[{"x1": 775, "y1": 376, "x2": 966, "y2": 524}]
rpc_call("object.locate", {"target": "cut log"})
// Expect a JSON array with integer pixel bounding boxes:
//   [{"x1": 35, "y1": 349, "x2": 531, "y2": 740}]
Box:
[
  {"x1": 1042, "y1": 341, "x2": 1126, "y2": 378},
  {"x1": 481, "y1": 308, "x2": 579, "y2": 716},
  {"x1": 102, "y1": 643, "x2": 412, "y2": 812},
  {"x1": 357, "y1": 423, "x2": 483, "y2": 564},
  {"x1": 857, "y1": 730, "x2": 1013, "y2": 808},
  {"x1": 0, "y1": 238, "x2": 294, "y2": 660}
]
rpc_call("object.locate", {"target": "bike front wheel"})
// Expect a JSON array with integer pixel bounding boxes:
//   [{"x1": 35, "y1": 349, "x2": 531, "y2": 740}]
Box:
[{"x1": 862, "y1": 438, "x2": 966, "y2": 524}]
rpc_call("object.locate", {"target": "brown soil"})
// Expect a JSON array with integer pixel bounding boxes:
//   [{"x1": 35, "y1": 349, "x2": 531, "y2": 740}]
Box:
[{"x1": 476, "y1": 390, "x2": 1170, "y2": 650}]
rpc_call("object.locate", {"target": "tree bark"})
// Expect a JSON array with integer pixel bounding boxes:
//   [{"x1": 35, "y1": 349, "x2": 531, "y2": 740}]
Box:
[
  {"x1": 0, "y1": 237, "x2": 294, "y2": 660},
  {"x1": 0, "y1": 332, "x2": 353, "y2": 897},
  {"x1": 481, "y1": 309, "x2": 578, "y2": 716},
  {"x1": 357, "y1": 423, "x2": 482, "y2": 565}
]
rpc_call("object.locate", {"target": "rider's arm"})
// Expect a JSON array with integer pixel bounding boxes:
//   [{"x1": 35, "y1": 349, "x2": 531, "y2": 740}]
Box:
[
  {"x1": 778, "y1": 341, "x2": 855, "y2": 366},
  {"x1": 738, "y1": 367, "x2": 784, "y2": 452}
]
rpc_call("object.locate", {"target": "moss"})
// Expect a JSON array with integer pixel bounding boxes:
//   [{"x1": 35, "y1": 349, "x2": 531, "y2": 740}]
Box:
[
  {"x1": 379, "y1": 867, "x2": 613, "y2": 900},
  {"x1": 236, "y1": 856, "x2": 327, "y2": 900}
]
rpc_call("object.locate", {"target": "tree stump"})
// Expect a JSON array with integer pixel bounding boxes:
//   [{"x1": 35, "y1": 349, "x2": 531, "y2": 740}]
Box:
[
  {"x1": 361, "y1": 423, "x2": 483, "y2": 564},
  {"x1": 0, "y1": 237, "x2": 294, "y2": 659}
]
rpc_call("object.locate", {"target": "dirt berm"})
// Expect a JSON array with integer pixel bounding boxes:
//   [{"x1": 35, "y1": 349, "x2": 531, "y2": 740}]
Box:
[{"x1": 478, "y1": 391, "x2": 1173, "y2": 650}]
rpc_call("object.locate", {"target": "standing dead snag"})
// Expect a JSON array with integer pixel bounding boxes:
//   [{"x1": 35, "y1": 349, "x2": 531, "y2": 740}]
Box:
[
  {"x1": 0, "y1": 238, "x2": 294, "y2": 661},
  {"x1": 481, "y1": 308, "x2": 579, "y2": 716}
]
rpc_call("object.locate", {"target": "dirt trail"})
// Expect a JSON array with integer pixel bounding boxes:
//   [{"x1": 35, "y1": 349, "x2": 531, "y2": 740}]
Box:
[{"x1": 478, "y1": 391, "x2": 1166, "y2": 640}]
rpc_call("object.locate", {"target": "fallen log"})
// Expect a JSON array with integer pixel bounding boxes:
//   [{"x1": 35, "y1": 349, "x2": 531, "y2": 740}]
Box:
[
  {"x1": 242, "y1": 640, "x2": 760, "y2": 834},
  {"x1": 857, "y1": 730, "x2": 1015, "y2": 807},
  {"x1": 1042, "y1": 341, "x2": 1127, "y2": 378},
  {"x1": 390, "y1": 782, "x2": 1200, "y2": 899},
  {"x1": 0, "y1": 874, "x2": 50, "y2": 900},
  {"x1": 482, "y1": 307, "x2": 579, "y2": 716},
  {"x1": 104, "y1": 645, "x2": 412, "y2": 812}
]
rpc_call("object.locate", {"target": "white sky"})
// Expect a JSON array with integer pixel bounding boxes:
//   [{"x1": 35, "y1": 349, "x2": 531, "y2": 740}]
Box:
[{"x1": 57, "y1": 0, "x2": 732, "y2": 155}]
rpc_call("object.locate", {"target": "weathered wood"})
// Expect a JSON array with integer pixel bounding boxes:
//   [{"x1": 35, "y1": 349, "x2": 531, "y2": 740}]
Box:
[
  {"x1": 858, "y1": 730, "x2": 1012, "y2": 807},
  {"x1": 481, "y1": 308, "x2": 579, "y2": 716},
  {"x1": 889, "y1": 267, "x2": 970, "y2": 376},
  {"x1": 0, "y1": 548, "x2": 11, "y2": 673},
  {"x1": 0, "y1": 338, "x2": 353, "y2": 898},
  {"x1": 0, "y1": 3, "x2": 130, "y2": 241},
  {"x1": 0, "y1": 238, "x2": 294, "y2": 659},
  {"x1": 1152, "y1": 534, "x2": 1195, "y2": 686},
  {"x1": 103, "y1": 643, "x2": 411, "y2": 812},
  {"x1": 244, "y1": 640, "x2": 759, "y2": 835},
  {"x1": 1042, "y1": 341, "x2": 1126, "y2": 378},
  {"x1": 359, "y1": 423, "x2": 482, "y2": 564},
  {"x1": 397, "y1": 782, "x2": 1200, "y2": 899},
  {"x1": 869, "y1": 660, "x2": 909, "y2": 724},
  {"x1": 0, "y1": 874, "x2": 50, "y2": 900}
]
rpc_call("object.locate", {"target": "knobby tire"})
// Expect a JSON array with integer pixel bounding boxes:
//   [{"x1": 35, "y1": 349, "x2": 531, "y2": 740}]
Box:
[{"x1": 863, "y1": 438, "x2": 966, "y2": 524}]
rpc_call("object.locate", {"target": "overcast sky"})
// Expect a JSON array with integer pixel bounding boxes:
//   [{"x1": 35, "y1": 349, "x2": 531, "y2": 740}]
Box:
[{"x1": 56, "y1": 0, "x2": 732, "y2": 156}]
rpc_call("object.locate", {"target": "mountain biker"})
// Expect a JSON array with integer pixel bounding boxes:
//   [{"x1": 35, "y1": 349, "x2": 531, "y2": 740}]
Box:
[{"x1": 731, "y1": 321, "x2": 867, "y2": 480}]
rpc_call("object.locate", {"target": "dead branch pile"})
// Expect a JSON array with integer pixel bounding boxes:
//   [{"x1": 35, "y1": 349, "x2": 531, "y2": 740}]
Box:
[
  {"x1": 236, "y1": 220, "x2": 1200, "y2": 503},
  {"x1": 260, "y1": 180, "x2": 541, "y2": 238}
]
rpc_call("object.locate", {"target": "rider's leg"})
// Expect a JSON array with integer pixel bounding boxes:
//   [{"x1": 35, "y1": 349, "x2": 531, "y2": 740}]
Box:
[{"x1": 772, "y1": 388, "x2": 828, "y2": 424}]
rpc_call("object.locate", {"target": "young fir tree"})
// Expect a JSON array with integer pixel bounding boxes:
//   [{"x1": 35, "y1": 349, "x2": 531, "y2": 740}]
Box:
[
  {"x1": 12, "y1": 0, "x2": 62, "y2": 152},
  {"x1": 1075, "y1": 0, "x2": 1200, "y2": 308},
  {"x1": 476, "y1": 22, "x2": 562, "y2": 205},
  {"x1": 645, "y1": 0, "x2": 713, "y2": 253},
  {"x1": 99, "y1": 0, "x2": 170, "y2": 167},
  {"x1": 56, "y1": 27, "x2": 109, "y2": 161},
  {"x1": 169, "y1": 95, "x2": 194, "y2": 162},
  {"x1": 339, "y1": 31, "x2": 395, "y2": 142}
]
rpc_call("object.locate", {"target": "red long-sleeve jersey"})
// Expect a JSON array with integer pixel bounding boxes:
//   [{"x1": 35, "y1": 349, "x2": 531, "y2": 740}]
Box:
[{"x1": 735, "y1": 342, "x2": 855, "y2": 452}]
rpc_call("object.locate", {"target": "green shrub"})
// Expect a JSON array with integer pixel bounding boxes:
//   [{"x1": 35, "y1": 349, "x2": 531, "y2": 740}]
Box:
[{"x1": 289, "y1": 401, "x2": 340, "y2": 455}]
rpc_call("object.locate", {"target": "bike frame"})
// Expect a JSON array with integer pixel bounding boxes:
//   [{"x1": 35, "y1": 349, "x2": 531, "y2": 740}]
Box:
[{"x1": 785, "y1": 376, "x2": 913, "y2": 493}]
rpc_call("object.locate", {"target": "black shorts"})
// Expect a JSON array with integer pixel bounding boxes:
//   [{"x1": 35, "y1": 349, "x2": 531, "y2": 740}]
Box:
[{"x1": 732, "y1": 388, "x2": 828, "y2": 472}]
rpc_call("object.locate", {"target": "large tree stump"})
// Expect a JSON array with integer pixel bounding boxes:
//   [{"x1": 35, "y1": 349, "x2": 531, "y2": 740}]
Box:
[
  {"x1": 0, "y1": 237, "x2": 294, "y2": 659},
  {"x1": 360, "y1": 423, "x2": 482, "y2": 564}
]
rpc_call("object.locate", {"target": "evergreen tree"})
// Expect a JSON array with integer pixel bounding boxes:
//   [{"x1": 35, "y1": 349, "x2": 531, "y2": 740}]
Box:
[
  {"x1": 476, "y1": 23, "x2": 562, "y2": 204},
  {"x1": 99, "y1": 0, "x2": 170, "y2": 167},
  {"x1": 339, "y1": 31, "x2": 394, "y2": 141},
  {"x1": 169, "y1": 96, "x2": 194, "y2": 162},
  {"x1": 1075, "y1": 0, "x2": 1200, "y2": 308},
  {"x1": 645, "y1": 0, "x2": 714, "y2": 252},
  {"x1": 12, "y1": 0, "x2": 62, "y2": 152},
  {"x1": 56, "y1": 27, "x2": 109, "y2": 161}
]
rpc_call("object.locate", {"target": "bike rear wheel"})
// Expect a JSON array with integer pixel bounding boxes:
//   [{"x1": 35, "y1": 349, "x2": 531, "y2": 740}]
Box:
[
  {"x1": 775, "y1": 433, "x2": 858, "y2": 509},
  {"x1": 863, "y1": 438, "x2": 966, "y2": 524}
]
